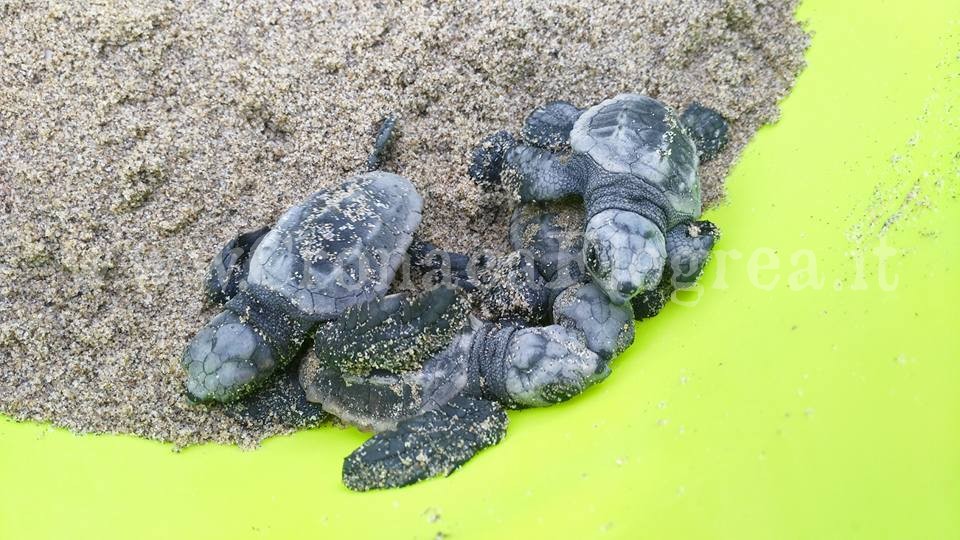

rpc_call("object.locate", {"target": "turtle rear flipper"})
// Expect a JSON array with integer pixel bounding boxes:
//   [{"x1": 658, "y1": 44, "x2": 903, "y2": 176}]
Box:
[
  {"x1": 342, "y1": 396, "x2": 508, "y2": 491},
  {"x1": 204, "y1": 226, "x2": 271, "y2": 305}
]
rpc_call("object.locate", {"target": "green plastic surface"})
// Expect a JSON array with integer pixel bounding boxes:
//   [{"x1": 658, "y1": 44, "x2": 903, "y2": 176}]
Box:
[{"x1": 2, "y1": 1, "x2": 959, "y2": 538}]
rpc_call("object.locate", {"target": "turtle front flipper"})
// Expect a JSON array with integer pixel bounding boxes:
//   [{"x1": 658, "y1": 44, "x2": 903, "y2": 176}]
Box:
[
  {"x1": 468, "y1": 130, "x2": 517, "y2": 187},
  {"x1": 223, "y1": 359, "x2": 326, "y2": 431},
  {"x1": 470, "y1": 250, "x2": 550, "y2": 325},
  {"x1": 407, "y1": 239, "x2": 476, "y2": 290},
  {"x1": 501, "y1": 145, "x2": 590, "y2": 203},
  {"x1": 632, "y1": 219, "x2": 719, "y2": 320},
  {"x1": 468, "y1": 132, "x2": 590, "y2": 203},
  {"x1": 680, "y1": 103, "x2": 729, "y2": 163},
  {"x1": 342, "y1": 396, "x2": 507, "y2": 491},
  {"x1": 204, "y1": 226, "x2": 271, "y2": 305},
  {"x1": 508, "y1": 203, "x2": 586, "y2": 293},
  {"x1": 313, "y1": 286, "x2": 470, "y2": 376},
  {"x1": 521, "y1": 100, "x2": 582, "y2": 151},
  {"x1": 664, "y1": 220, "x2": 719, "y2": 289},
  {"x1": 343, "y1": 396, "x2": 507, "y2": 491}
]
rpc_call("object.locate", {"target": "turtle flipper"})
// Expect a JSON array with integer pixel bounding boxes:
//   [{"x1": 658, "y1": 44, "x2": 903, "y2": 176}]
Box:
[
  {"x1": 468, "y1": 130, "x2": 517, "y2": 187},
  {"x1": 630, "y1": 285, "x2": 671, "y2": 321},
  {"x1": 664, "y1": 220, "x2": 719, "y2": 288},
  {"x1": 223, "y1": 359, "x2": 326, "y2": 430},
  {"x1": 313, "y1": 286, "x2": 470, "y2": 376},
  {"x1": 553, "y1": 282, "x2": 635, "y2": 364},
  {"x1": 365, "y1": 114, "x2": 398, "y2": 172},
  {"x1": 508, "y1": 203, "x2": 585, "y2": 291},
  {"x1": 521, "y1": 101, "x2": 582, "y2": 151},
  {"x1": 342, "y1": 396, "x2": 508, "y2": 491},
  {"x1": 204, "y1": 226, "x2": 270, "y2": 305},
  {"x1": 632, "y1": 220, "x2": 719, "y2": 320},
  {"x1": 680, "y1": 103, "x2": 729, "y2": 163},
  {"x1": 502, "y1": 145, "x2": 589, "y2": 203},
  {"x1": 471, "y1": 250, "x2": 550, "y2": 325}
]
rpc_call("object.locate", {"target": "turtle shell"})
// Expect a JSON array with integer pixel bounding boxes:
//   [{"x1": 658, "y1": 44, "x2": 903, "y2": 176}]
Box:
[
  {"x1": 245, "y1": 171, "x2": 422, "y2": 320},
  {"x1": 570, "y1": 94, "x2": 701, "y2": 218},
  {"x1": 300, "y1": 330, "x2": 473, "y2": 432}
]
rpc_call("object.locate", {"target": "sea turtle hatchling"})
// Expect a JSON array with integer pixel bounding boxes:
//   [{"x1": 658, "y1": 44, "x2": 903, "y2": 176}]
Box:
[
  {"x1": 182, "y1": 110, "x2": 719, "y2": 490},
  {"x1": 470, "y1": 93, "x2": 729, "y2": 304},
  {"x1": 301, "y1": 281, "x2": 616, "y2": 490},
  {"x1": 181, "y1": 118, "x2": 426, "y2": 404},
  {"x1": 181, "y1": 118, "x2": 621, "y2": 490}
]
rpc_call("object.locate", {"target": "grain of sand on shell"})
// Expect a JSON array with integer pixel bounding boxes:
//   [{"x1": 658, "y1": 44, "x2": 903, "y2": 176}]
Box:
[{"x1": 0, "y1": 0, "x2": 809, "y2": 447}]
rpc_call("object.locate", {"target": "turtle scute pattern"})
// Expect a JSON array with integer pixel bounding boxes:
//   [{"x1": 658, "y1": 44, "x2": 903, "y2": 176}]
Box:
[
  {"x1": 571, "y1": 94, "x2": 700, "y2": 218},
  {"x1": 246, "y1": 171, "x2": 423, "y2": 320}
]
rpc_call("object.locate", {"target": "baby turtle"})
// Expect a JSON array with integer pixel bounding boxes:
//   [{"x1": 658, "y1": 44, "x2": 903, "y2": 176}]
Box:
[
  {"x1": 300, "y1": 285, "x2": 612, "y2": 490},
  {"x1": 181, "y1": 111, "x2": 719, "y2": 490},
  {"x1": 471, "y1": 93, "x2": 728, "y2": 304},
  {"x1": 182, "y1": 118, "x2": 423, "y2": 404}
]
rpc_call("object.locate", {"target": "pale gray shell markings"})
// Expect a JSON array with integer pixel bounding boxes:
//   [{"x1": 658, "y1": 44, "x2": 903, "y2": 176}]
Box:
[{"x1": 570, "y1": 93, "x2": 701, "y2": 223}]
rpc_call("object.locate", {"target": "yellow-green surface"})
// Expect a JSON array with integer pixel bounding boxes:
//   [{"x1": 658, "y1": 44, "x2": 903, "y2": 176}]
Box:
[{"x1": 2, "y1": 1, "x2": 959, "y2": 539}]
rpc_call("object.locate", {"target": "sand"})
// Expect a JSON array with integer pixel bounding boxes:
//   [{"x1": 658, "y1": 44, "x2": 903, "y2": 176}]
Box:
[{"x1": 0, "y1": 0, "x2": 809, "y2": 446}]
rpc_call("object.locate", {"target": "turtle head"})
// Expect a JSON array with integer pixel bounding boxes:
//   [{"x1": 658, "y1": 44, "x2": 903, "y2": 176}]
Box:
[
  {"x1": 583, "y1": 209, "x2": 666, "y2": 304},
  {"x1": 502, "y1": 325, "x2": 610, "y2": 408},
  {"x1": 181, "y1": 310, "x2": 278, "y2": 403}
]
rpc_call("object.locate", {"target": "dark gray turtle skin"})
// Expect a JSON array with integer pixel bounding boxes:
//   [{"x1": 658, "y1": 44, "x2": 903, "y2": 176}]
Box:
[
  {"x1": 471, "y1": 93, "x2": 728, "y2": 305},
  {"x1": 181, "y1": 170, "x2": 424, "y2": 403},
  {"x1": 342, "y1": 396, "x2": 507, "y2": 491}
]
